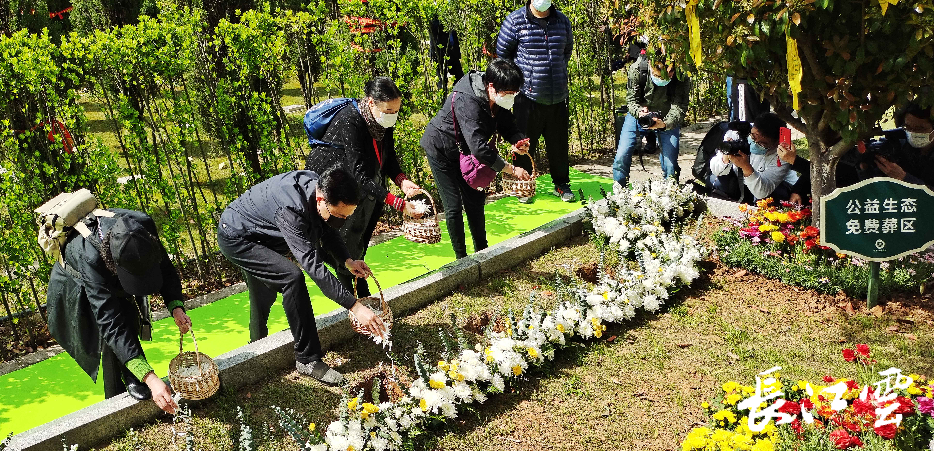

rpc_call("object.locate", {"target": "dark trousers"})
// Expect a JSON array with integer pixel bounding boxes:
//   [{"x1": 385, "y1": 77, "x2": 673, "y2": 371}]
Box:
[
  {"x1": 101, "y1": 336, "x2": 140, "y2": 399},
  {"x1": 323, "y1": 193, "x2": 383, "y2": 298},
  {"x1": 425, "y1": 149, "x2": 488, "y2": 259},
  {"x1": 217, "y1": 225, "x2": 323, "y2": 364},
  {"x1": 512, "y1": 94, "x2": 571, "y2": 188}
]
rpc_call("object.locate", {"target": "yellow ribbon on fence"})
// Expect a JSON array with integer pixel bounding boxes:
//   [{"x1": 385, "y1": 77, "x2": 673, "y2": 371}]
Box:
[
  {"x1": 687, "y1": 0, "x2": 702, "y2": 67},
  {"x1": 878, "y1": 0, "x2": 899, "y2": 15},
  {"x1": 786, "y1": 28, "x2": 803, "y2": 110}
]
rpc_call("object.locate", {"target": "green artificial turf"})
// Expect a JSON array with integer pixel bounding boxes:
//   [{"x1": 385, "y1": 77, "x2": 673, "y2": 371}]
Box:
[{"x1": 0, "y1": 170, "x2": 612, "y2": 437}]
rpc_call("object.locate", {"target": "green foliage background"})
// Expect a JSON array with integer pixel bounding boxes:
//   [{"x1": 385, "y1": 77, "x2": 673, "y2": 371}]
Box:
[{"x1": 0, "y1": 0, "x2": 724, "y2": 349}]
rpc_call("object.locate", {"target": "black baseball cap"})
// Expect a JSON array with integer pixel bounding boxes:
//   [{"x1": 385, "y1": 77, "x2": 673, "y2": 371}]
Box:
[{"x1": 110, "y1": 217, "x2": 163, "y2": 296}]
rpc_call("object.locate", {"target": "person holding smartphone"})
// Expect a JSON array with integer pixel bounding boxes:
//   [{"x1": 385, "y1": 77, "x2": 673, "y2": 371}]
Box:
[
  {"x1": 776, "y1": 128, "x2": 812, "y2": 206},
  {"x1": 709, "y1": 112, "x2": 793, "y2": 203},
  {"x1": 419, "y1": 58, "x2": 531, "y2": 259}
]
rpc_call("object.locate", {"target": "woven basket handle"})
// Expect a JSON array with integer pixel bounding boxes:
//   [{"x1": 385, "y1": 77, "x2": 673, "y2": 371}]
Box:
[
  {"x1": 353, "y1": 274, "x2": 386, "y2": 314},
  {"x1": 512, "y1": 151, "x2": 537, "y2": 175},
  {"x1": 179, "y1": 329, "x2": 204, "y2": 375},
  {"x1": 404, "y1": 189, "x2": 438, "y2": 219}
]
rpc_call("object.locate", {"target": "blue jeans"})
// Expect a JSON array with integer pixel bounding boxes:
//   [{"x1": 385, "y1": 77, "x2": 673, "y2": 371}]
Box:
[{"x1": 612, "y1": 113, "x2": 681, "y2": 184}]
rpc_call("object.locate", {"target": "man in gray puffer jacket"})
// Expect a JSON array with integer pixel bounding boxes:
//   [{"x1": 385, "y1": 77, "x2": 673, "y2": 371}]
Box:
[{"x1": 496, "y1": 0, "x2": 575, "y2": 202}]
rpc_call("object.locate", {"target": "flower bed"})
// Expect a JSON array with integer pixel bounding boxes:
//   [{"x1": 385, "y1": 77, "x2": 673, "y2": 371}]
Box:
[
  {"x1": 714, "y1": 199, "x2": 934, "y2": 298},
  {"x1": 681, "y1": 345, "x2": 934, "y2": 451},
  {"x1": 260, "y1": 180, "x2": 707, "y2": 451}
]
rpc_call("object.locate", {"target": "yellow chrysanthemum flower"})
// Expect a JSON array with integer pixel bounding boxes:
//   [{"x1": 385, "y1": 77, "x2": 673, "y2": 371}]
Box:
[
  {"x1": 751, "y1": 437, "x2": 774, "y2": 451},
  {"x1": 429, "y1": 379, "x2": 446, "y2": 389},
  {"x1": 771, "y1": 231, "x2": 785, "y2": 242},
  {"x1": 512, "y1": 365, "x2": 523, "y2": 376},
  {"x1": 722, "y1": 381, "x2": 740, "y2": 393},
  {"x1": 701, "y1": 401, "x2": 710, "y2": 409},
  {"x1": 725, "y1": 393, "x2": 742, "y2": 405},
  {"x1": 347, "y1": 398, "x2": 359, "y2": 411},
  {"x1": 713, "y1": 410, "x2": 737, "y2": 424},
  {"x1": 437, "y1": 360, "x2": 449, "y2": 371},
  {"x1": 527, "y1": 347, "x2": 539, "y2": 359},
  {"x1": 308, "y1": 422, "x2": 315, "y2": 432}
]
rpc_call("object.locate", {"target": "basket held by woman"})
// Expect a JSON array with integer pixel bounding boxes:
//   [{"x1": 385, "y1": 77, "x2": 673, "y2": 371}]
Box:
[
  {"x1": 402, "y1": 189, "x2": 441, "y2": 244},
  {"x1": 503, "y1": 153, "x2": 537, "y2": 198},
  {"x1": 349, "y1": 274, "x2": 393, "y2": 346},
  {"x1": 168, "y1": 330, "x2": 220, "y2": 401}
]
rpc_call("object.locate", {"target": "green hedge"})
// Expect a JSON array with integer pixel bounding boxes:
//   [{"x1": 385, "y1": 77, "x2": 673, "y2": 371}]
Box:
[{"x1": 0, "y1": 1, "x2": 723, "y2": 349}]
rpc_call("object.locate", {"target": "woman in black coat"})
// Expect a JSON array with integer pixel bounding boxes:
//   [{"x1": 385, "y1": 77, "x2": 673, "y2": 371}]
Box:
[
  {"x1": 419, "y1": 58, "x2": 531, "y2": 259},
  {"x1": 305, "y1": 77, "x2": 422, "y2": 296}
]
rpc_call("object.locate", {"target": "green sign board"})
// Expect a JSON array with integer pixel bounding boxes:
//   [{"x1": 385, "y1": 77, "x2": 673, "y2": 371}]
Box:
[{"x1": 821, "y1": 178, "x2": 934, "y2": 261}]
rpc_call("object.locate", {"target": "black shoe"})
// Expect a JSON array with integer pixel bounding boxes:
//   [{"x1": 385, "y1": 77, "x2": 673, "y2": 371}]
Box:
[{"x1": 126, "y1": 381, "x2": 152, "y2": 400}]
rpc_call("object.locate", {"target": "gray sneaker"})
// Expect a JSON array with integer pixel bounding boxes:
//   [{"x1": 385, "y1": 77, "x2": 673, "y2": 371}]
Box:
[
  {"x1": 296, "y1": 360, "x2": 345, "y2": 386},
  {"x1": 552, "y1": 185, "x2": 575, "y2": 202},
  {"x1": 518, "y1": 196, "x2": 534, "y2": 204}
]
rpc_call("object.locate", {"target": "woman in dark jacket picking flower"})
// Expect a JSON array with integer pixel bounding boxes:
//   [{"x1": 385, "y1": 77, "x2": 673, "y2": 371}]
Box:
[
  {"x1": 305, "y1": 76, "x2": 423, "y2": 296},
  {"x1": 419, "y1": 58, "x2": 531, "y2": 259}
]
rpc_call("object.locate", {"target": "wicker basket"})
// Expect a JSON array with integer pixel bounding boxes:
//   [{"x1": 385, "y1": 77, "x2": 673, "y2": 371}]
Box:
[
  {"x1": 168, "y1": 330, "x2": 220, "y2": 401},
  {"x1": 402, "y1": 190, "x2": 441, "y2": 244},
  {"x1": 349, "y1": 275, "x2": 393, "y2": 339},
  {"x1": 503, "y1": 154, "x2": 537, "y2": 198}
]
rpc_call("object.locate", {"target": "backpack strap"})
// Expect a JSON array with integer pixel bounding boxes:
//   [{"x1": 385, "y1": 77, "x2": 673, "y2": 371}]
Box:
[
  {"x1": 638, "y1": 55, "x2": 649, "y2": 91},
  {"x1": 61, "y1": 209, "x2": 115, "y2": 278}
]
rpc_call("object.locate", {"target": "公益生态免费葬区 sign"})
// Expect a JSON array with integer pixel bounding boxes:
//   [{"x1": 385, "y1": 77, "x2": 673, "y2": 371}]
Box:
[{"x1": 820, "y1": 178, "x2": 934, "y2": 261}]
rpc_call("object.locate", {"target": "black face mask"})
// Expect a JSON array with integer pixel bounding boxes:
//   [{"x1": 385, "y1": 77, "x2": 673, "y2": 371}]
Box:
[
  {"x1": 323, "y1": 203, "x2": 347, "y2": 229},
  {"x1": 325, "y1": 214, "x2": 346, "y2": 229}
]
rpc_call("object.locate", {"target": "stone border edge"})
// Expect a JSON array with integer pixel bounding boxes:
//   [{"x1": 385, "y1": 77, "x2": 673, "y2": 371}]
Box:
[{"x1": 9, "y1": 208, "x2": 588, "y2": 451}]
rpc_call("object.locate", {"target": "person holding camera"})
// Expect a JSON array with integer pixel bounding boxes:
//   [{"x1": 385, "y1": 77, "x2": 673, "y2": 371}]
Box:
[
  {"x1": 612, "y1": 46, "x2": 692, "y2": 186},
  {"x1": 708, "y1": 113, "x2": 793, "y2": 204},
  {"x1": 875, "y1": 102, "x2": 934, "y2": 188}
]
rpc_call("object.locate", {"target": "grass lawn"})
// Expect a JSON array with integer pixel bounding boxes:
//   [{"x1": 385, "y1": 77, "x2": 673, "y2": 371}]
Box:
[{"x1": 92, "y1": 220, "x2": 934, "y2": 451}]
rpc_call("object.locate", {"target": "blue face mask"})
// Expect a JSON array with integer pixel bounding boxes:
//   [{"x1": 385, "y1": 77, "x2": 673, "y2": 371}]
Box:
[
  {"x1": 748, "y1": 136, "x2": 768, "y2": 155},
  {"x1": 651, "y1": 74, "x2": 671, "y2": 87}
]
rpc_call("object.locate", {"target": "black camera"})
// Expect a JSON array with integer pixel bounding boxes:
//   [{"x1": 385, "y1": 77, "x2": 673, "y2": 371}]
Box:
[
  {"x1": 718, "y1": 139, "x2": 749, "y2": 156},
  {"x1": 638, "y1": 112, "x2": 662, "y2": 128},
  {"x1": 837, "y1": 129, "x2": 906, "y2": 186},
  {"x1": 717, "y1": 121, "x2": 752, "y2": 156}
]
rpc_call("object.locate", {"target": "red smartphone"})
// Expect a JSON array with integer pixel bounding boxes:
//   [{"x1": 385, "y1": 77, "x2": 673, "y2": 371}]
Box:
[{"x1": 779, "y1": 127, "x2": 792, "y2": 147}]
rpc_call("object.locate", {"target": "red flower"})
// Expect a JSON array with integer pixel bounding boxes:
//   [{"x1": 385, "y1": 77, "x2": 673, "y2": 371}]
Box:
[
  {"x1": 805, "y1": 239, "x2": 817, "y2": 251},
  {"x1": 852, "y1": 398, "x2": 875, "y2": 416},
  {"x1": 778, "y1": 400, "x2": 801, "y2": 416},
  {"x1": 874, "y1": 423, "x2": 898, "y2": 439},
  {"x1": 803, "y1": 225, "x2": 820, "y2": 238},
  {"x1": 856, "y1": 344, "x2": 870, "y2": 357},
  {"x1": 892, "y1": 397, "x2": 915, "y2": 415},
  {"x1": 802, "y1": 398, "x2": 815, "y2": 410},
  {"x1": 830, "y1": 428, "x2": 864, "y2": 449},
  {"x1": 824, "y1": 375, "x2": 836, "y2": 383},
  {"x1": 842, "y1": 348, "x2": 857, "y2": 362},
  {"x1": 845, "y1": 380, "x2": 860, "y2": 391}
]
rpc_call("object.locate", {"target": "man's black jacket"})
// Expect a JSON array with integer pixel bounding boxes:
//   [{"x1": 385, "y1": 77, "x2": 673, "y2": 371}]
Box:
[{"x1": 46, "y1": 209, "x2": 183, "y2": 382}]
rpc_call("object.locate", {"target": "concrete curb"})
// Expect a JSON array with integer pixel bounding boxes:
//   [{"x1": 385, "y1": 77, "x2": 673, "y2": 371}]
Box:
[{"x1": 9, "y1": 207, "x2": 590, "y2": 451}]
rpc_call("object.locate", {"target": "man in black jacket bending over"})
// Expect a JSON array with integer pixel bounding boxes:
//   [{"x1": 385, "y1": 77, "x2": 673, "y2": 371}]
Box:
[
  {"x1": 217, "y1": 167, "x2": 384, "y2": 385},
  {"x1": 47, "y1": 209, "x2": 192, "y2": 413}
]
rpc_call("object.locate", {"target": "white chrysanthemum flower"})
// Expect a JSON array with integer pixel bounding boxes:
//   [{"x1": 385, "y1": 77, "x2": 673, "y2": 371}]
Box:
[{"x1": 491, "y1": 374, "x2": 505, "y2": 392}]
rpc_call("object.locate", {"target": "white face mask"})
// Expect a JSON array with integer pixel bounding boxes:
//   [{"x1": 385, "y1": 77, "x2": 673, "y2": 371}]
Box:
[
  {"x1": 494, "y1": 92, "x2": 517, "y2": 110},
  {"x1": 906, "y1": 130, "x2": 934, "y2": 148},
  {"x1": 375, "y1": 111, "x2": 398, "y2": 128},
  {"x1": 531, "y1": 0, "x2": 552, "y2": 12},
  {"x1": 651, "y1": 74, "x2": 671, "y2": 87}
]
